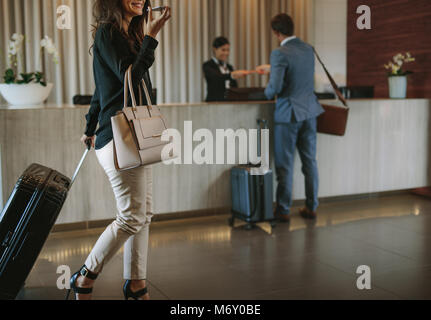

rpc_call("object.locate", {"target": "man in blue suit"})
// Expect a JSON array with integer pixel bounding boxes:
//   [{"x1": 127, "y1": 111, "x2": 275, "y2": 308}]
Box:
[{"x1": 257, "y1": 14, "x2": 324, "y2": 221}]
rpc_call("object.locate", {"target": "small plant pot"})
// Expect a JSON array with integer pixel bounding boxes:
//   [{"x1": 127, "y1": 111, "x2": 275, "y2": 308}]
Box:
[{"x1": 388, "y1": 76, "x2": 407, "y2": 99}]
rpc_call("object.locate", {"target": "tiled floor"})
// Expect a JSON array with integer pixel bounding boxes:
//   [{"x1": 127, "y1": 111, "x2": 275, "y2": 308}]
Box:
[{"x1": 16, "y1": 193, "x2": 431, "y2": 300}]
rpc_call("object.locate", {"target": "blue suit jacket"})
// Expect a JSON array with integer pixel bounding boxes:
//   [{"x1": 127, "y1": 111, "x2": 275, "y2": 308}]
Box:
[{"x1": 265, "y1": 38, "x2": 324, "y2": 124}]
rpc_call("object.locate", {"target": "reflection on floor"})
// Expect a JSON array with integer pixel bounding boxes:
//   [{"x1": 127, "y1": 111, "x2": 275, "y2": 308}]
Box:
[{"x1": 17, "y1": 193, "x2": 431, "y2": 300}]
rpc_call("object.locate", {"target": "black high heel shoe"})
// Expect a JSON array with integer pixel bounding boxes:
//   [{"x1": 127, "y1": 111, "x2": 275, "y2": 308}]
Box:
[
  {"x1": 123, "y1": 280, "x2": 149, "y2": 300},
  {"x1": 65, "y1": 265, "x2": 98, "y2": 300}
]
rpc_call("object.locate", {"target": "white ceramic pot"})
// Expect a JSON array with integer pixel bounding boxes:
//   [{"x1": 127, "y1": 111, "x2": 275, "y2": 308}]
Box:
[
  {"x1": 388, "y1": 76, "x2": 407, "y2": 99},
  {"x1": 0, "y1": 83, "x2": 53, "y2": 106}
]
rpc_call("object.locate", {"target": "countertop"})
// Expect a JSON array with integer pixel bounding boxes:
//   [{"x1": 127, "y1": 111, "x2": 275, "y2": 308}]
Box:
[{"x1": 1, "y1": 98, "x2": 429, "y2": 111}]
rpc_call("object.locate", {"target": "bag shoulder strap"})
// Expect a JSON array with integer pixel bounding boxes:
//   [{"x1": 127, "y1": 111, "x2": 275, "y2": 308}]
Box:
[
  {"x1": 313, "y1": 47, "x2": 348, "y2": 107},
  {"x1": 123, "y1": 65, "x2": 154, "y2": 110}
]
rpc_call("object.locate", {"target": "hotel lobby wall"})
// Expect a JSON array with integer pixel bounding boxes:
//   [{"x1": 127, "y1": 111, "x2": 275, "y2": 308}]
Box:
[{"x1": 1, "y1": 99, "x2": 430, "y2": 225}]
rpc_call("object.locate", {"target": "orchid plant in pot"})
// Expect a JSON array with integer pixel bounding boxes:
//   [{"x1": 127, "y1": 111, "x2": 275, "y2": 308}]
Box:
[
  {"x1": 0, "y1": 34, "x2": 59, "y2": 106},
  {"x1": 384, "y1": 52, "x2": 415, "y2": 99}
]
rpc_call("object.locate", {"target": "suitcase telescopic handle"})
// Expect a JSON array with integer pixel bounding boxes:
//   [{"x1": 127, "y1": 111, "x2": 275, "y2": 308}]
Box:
[
  {"x1": 69, "y1": 139, "x2": 92, "y2": 190},
  {"x1": 256, "y1": 119, "x2": 268, "y2": 157},
  {"x1": 257, "y1": 119, "x2": 268, "y2": 129},
  {"x1": 251, "y1": 119, "x2": 270, "y2": 176}
]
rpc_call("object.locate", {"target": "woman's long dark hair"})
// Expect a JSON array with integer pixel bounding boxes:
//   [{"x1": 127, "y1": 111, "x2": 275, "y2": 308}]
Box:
[{"x1": 91, "y1": 0, "x2": 151, "y2": 54}]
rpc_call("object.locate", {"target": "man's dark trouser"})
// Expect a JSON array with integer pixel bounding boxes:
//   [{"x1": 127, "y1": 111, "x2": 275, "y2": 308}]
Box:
[{"x1": 274, "y1": 117, "x2": 319, "y2": 215}]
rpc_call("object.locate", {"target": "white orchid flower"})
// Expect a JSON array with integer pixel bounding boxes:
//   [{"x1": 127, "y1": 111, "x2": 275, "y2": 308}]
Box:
[
  {"x1": 40, "y1": 35, "x2": 60, "y2": 64},
  {"x1": 404, "y1": 52, "x2": 415, "y2": 63},
  {"x1": 12, "y1": 33, "x2": 23, "y2": 41},
  {"x1": 391, "y1": 64, "x2": 400, "y2": 74},
  {"x1": 7, "y1": 33, "x2": 24, "y2": 55},
  {"x1": 8, "y1": 42, "x2": 16, "y2": 55},
  {"x1": 385, "y1": 51, "x2": 415, "y2": 76}
]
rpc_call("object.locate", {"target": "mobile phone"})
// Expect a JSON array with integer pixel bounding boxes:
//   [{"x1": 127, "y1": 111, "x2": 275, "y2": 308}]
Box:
[{"x1": 148, "y1": 6, "x2": 166, "y2": 12}]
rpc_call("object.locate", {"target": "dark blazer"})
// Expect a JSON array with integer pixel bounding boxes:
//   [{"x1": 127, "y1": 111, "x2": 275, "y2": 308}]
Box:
[
  {"x1": 85, "y1": 23, "x2": 158, "y2": 151},
  {"x1": 203, "y1": 59, "x2": 238, "y2": 102},
  {"x1": 265, "y1": 38, "x2": 324, "y2": 123}
]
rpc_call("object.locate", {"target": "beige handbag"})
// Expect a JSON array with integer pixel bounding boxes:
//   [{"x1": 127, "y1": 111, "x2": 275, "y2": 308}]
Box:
[{"x1": 111, "y1": 65, "x2": 176, "y2": 171}]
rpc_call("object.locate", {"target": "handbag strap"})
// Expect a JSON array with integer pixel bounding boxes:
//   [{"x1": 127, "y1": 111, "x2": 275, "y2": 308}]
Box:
[
  {"x1": 313, "y1": 47, "x2": 348, "y2": 107},
  {"x1": 123, "y1": 65, "x2": 154, "y2": 110}
]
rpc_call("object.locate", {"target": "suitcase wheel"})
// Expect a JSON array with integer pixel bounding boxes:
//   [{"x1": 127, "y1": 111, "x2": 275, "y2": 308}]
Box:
[
  {"x1": 245, "y1": 223, "x2": 255, "y2": 231},
  {"x1": 228, "y1": 217, "x2": 235, "y2": 227}
]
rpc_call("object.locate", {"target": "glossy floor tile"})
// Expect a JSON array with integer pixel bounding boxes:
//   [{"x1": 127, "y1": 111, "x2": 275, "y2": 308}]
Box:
[{"x1": 16, "y1": 193, "x2": 431, "y2": 300}]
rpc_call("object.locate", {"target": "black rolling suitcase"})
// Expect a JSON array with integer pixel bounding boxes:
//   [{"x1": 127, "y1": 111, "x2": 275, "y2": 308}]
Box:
[
  {"x1": 229, "y1": 119, "x2": 276, "y2": 230},
  {"x1": 0, "y1": 142, "x2": 91, "y2": 300}
]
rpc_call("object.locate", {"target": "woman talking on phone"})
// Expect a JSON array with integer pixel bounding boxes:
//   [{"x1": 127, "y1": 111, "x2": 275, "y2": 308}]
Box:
[{"x1": 70, "y1": 0, "x2": 171, "y2": 300}]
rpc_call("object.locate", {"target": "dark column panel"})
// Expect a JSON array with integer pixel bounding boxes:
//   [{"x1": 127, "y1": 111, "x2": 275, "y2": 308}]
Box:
[{"x1": 347, "y1": 0, "x2": 431, "y2": 98}]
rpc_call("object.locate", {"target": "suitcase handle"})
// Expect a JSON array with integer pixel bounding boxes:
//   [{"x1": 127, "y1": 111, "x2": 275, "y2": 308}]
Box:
[
  {"x1": 69, "y1": 139, "x2": 92, "y2": 190},
  {"x1": 250, "y1": 119, "x2": 270, "y2": 176},
  {"x1": 256, "y1": 119, "x2": 268, "y2": 159},
  {"x1": 257, "y1": 119, "x2": 268, "y2": 129}
]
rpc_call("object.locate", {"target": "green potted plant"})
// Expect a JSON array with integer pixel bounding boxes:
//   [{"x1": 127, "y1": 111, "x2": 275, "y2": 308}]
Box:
[
  {"x1": 384, "y1": 52, "x2": 415, "y2": 99},
  {"x1": 0, "y1": 34, "x2": 59, "y2": 106}
]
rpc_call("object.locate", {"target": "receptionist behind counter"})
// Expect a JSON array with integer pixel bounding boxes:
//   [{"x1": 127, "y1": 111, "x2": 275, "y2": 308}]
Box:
[{"x1": 203, "y1": 37, "x2": 249, "y2": 102}]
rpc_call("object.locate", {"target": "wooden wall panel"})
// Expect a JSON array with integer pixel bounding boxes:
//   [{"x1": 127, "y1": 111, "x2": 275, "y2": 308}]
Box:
[{"x1": 347, "y1": 0, "x2": 431, "y2": 98}]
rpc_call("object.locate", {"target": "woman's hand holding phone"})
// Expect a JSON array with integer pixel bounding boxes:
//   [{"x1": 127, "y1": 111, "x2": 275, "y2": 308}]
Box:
[{"x1": 146, "y1": 6, "x2": 172, "y2": 39}]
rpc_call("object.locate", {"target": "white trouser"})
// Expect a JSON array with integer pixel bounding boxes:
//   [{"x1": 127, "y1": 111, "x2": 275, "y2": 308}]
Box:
[{"x1": 84, "y1": 140, "x2": 153, "y2": 280}]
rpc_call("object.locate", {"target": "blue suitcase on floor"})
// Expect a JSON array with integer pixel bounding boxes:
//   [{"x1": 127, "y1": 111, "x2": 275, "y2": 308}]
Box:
[
  {"x1": 230, "y1": 167, "x2": 275, "y2": 229},
  {"x1": 229, "y1": 120, "x2": 276, "y2": 230}
]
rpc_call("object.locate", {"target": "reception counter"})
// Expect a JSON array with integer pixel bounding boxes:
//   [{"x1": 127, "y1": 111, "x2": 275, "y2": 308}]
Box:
[{"x1": 1, "y1": 99, "x2": 430, "y2": 225}]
